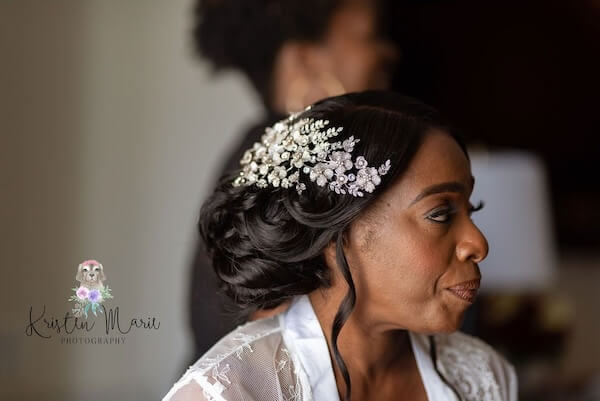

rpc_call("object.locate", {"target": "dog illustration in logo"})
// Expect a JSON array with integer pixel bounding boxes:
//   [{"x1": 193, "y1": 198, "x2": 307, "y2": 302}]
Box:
[
  {"x1": 70, "y1": 259, "x2": 112, "y2": 318},
  {"x1": 76, "y1": 259, "x2": 106, "y2": 290}
]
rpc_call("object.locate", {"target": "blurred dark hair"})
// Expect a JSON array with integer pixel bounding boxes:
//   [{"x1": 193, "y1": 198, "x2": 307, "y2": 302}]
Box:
[
  {"x1": 199, "y1": 90, "x2": 467, "y2": 401},
  {"x1": 193, "y1": 0, "x2": 378, "y2": 107}
]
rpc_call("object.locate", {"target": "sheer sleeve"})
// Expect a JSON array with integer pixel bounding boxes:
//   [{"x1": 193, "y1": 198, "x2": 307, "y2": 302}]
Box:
[
  {"x1": 166, "y1": 379, "x2": 212, "y2": 401},
  {"x1": 162, "y1": 316, "x2": 308, "y2": 401},
  {"x1": 162, "y1": 366, "x2": 221, "y2": 401}
]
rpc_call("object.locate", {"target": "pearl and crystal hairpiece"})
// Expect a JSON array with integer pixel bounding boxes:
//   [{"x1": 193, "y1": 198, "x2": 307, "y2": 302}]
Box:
[{"x1": 232, "y1": 107, "x2": 391, "y2": 197}]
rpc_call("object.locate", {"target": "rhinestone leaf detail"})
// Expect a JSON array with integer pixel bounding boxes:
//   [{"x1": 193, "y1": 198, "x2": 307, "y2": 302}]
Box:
[{"x1": 232, "y1": 110, "x2": 391, "y2": 197}]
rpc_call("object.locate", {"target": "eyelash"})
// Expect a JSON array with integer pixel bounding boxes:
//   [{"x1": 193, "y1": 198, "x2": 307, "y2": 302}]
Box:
[{"x1": 427, "y1": 200, "x2": 485, "y2": 224}]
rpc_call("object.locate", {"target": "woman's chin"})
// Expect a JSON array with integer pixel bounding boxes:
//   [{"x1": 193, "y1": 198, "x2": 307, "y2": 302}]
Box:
[
  {"x1": 433, "y1": 310, "x2": 468, "y2": 334},
  {"x1": 406, "y1": 309, "x2": 467, "y2": 335}
]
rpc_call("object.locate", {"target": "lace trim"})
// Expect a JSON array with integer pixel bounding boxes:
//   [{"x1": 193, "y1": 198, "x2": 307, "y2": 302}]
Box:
[
  {"x1": 435, "y1": 333, "x2": 503, "y2": 401},
  {"x1": 162, "y1": 368, "x2": 225, "y2": 401},
  {"x1": 173, "y1": 326, "x2": 282, "y2": 398},
  {"x1": 194, "y1": 328, "x2": 280, "y2": 370},
  {"x1": 275, "y1": 347, "x2": 301, "y2": 401},
  {"x1": 202, "y1": 388, "x2": 216, "y2": 401}
]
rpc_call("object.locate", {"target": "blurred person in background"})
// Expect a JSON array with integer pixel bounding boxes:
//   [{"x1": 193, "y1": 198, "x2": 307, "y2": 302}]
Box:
[{"x1": 188, "y1": 0, "x2": 399, "y2": 363}]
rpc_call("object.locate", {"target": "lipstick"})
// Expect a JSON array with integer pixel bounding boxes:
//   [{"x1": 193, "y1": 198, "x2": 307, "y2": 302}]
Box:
[{"x1": 446, "y1": 279, "x2": 480, "y2": 303}]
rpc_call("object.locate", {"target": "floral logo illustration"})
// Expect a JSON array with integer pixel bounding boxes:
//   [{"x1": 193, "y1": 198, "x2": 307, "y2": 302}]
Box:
[{"x1": 68, "y1": 259, "x2": 113, "y2": 318}]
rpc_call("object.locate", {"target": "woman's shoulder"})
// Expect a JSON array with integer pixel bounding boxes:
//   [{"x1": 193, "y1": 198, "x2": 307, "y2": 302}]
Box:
[
  {"x1": 431, "y1": 331, "x2": 518, "y2": 401},
  {"x1": 162, "y1": 315, "x2": 303, "y2": 401},
  {"x1": 196, "y1": 314, "x2": 283, "y2": 367}
]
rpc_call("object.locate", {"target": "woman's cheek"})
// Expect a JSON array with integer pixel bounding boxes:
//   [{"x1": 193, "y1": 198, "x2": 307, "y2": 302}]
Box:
[{"x1": 402, "y1": 235, "x2": 448, "y2": 293}]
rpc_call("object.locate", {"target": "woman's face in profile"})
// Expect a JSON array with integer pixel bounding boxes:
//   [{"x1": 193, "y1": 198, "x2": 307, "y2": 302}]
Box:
[{"x1": 344, "y1": 130, "x2": 488, "y2": 333}]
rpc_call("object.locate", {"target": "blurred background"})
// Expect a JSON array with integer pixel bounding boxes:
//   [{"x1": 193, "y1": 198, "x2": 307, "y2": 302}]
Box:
[{"x1": 1, "y1": 0, "x2": 598, "y2": 400}]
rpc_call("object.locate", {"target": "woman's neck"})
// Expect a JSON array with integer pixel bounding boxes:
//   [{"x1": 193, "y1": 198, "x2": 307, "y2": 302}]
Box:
[{"x1": 308, "y1": 288, "x2": 417, "y2": 399}]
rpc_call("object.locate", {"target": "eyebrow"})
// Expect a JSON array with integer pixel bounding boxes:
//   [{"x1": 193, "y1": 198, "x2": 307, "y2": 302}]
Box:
[{"x1": 409, "y1": 176, "x2": 475, "y2": 206}]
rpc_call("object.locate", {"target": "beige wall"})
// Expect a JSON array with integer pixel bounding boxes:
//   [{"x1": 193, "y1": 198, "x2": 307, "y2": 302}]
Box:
[{"x1": 1, "y1": 1, "x2": 259, "y2": 400}]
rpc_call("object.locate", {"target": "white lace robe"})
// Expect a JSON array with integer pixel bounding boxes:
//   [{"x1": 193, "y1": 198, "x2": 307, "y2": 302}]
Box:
[{"x1": 163, "y1": 295, "x2": 517, "y2": 401}]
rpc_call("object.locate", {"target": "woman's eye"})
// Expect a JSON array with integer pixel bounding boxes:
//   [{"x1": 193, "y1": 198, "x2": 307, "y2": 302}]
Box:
[
  {"x1": 427, "y1": 208, "x2": 454, "y2": 223},
  {"x1": 426, "y1": 200, "x2": 485, "y2": 224}
]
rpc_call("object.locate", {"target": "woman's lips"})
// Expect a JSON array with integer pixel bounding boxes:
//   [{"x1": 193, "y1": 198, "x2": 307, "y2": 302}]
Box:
[{"x1": 446, "y1": 279, "x2": 480, "y2": 303}]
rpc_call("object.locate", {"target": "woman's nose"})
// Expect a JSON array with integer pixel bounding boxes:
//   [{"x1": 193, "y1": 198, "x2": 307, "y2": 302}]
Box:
[{"x1": 456, "y1": 220, "x2": 489, "y2": 263}]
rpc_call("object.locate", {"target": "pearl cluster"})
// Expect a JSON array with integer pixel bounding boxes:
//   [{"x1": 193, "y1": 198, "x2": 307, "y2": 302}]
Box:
[{"x1": 232, "y1": 110, "x2": 391, "y2": 197}]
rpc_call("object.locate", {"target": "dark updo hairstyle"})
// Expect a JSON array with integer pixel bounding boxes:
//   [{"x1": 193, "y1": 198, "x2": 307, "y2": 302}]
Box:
[{"x1": 199, "y1": 90, "x2": 467, "y2": 401}]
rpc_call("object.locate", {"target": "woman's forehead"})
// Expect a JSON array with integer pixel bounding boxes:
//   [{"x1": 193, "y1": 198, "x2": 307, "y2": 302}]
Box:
[{"x1": 385, "y1": 131, "x2": 473, "y2": 206}]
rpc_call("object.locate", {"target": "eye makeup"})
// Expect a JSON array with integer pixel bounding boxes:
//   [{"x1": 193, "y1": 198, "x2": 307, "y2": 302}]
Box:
[
  {"x1": 469, "y1": 200, "x2": 484, "y2": 215},
  {"x1": 425, "y1": 200, "x2": 485, "y2": 224},
  {"x1": 426, "y1": 204, "x2": 456, "y2": 223}
]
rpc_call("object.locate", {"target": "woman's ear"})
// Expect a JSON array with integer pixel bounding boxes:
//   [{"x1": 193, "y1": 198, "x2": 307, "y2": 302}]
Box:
[
  {"x1": 278, "y1": 41, "x2": 328, "y2": 78},
  {"x1": 275, "y1": 41, "x2": 337, "y2": 112},
  {"x1": 299, "y1": 42, "x2": 331, "y2": 79},
  {"x1": 322, "y1": 239, "x2": 338, "y2": 270}
]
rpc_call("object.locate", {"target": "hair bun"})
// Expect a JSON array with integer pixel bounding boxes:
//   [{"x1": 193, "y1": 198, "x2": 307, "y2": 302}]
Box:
[{"x1": 199, "y1": 174, "x2": 332, "y2": 312}]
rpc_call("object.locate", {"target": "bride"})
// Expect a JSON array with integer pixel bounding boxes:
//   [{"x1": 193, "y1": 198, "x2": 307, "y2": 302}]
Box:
[{"x1": 163, "y1": 91, "x2": 517, "y2": 401}]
